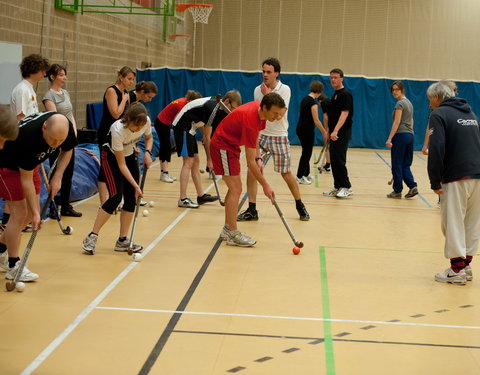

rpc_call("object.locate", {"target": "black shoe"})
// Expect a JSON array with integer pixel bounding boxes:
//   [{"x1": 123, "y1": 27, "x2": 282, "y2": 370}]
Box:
[
  {"x1": 61, "y1": 205, "x2": 83, "y2": 217},
  {"x1": 237, "y1": 209, "x2": 259, "y2": 221},
  {"x1": 197, "y1": 193, "x2": 219, "y2": 205},
  {"x1": 296, "y1": 203, "x2": 310, "y2": 221},
  {"x1": 49, "y1": 209, "x2": 58, "y2": 219}
]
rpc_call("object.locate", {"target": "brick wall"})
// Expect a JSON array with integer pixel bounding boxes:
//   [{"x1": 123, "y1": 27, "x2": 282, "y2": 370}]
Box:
[{"x1": 0, "y1": 0, "x2": 191, "y2": 127}]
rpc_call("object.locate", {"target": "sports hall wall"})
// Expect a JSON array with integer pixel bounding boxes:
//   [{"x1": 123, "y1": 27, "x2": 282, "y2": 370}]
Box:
[
  {"x1": 0, "y1": 0, "x2": 191, "y2": 128},
  {"x1": 3, "y1": 0, "x2": 480, "y2": 136},
  {"x1": 138, "y1": 67, "x2": 480, "y2": 150}
]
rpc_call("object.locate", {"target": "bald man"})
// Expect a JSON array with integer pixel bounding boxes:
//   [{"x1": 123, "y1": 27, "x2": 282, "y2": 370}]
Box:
[{"x1": 0, "y1": 111, "x2": 76, "y2": 282}]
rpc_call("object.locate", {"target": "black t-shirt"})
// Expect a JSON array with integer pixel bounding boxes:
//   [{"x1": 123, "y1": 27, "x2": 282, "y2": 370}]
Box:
[
  {"x1": 296, "y1": 95, "x2": 318, "y2": 131},
  {"x1": 320, "y1": 97, "x2": 330, "y2": 115},
  {"x1": 327, "y1": 88, "x2": 353, "y2": 135},
  {"x1": 0, "y1": 111, "x2": 77, "y2": 171}
]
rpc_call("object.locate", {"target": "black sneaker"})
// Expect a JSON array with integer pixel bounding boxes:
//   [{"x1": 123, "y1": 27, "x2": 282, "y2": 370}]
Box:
[
  {"x1": 237, "y1": 209, "x2": 259, "y2": 221},
  {"x1": 296, "y1": 203, "x2": 310, "y2": 221},
  {"x1": 61, "y1": 205, "x2": 83, "y2": 217},
  {"x1": 197, "y1": 193, "x2": 219, "y2": 205}
]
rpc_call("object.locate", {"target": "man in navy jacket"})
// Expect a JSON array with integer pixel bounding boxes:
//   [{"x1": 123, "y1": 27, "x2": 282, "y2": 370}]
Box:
[{"x1": 427, "y1": 81, "x2": 480, "y2": 285}]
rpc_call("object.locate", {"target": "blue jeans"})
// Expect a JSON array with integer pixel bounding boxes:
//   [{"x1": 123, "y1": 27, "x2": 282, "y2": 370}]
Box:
[{"x1": 391, "y1": 132, "x2": 416, "y2": 193}]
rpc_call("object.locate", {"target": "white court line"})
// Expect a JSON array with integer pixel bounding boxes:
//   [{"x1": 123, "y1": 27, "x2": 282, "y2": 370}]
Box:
[
  {"x1": 21, "y1": 172, "x2": 213, "y2": 375},
  {"x1": 95, "y1": 306, "x2": 480, "y2": 331}
]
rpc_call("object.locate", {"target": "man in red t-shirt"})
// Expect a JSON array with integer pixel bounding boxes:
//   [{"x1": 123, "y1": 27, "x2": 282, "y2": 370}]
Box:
[{"x1": 210, "y1": 92, "x2": 286, "y2": 247}]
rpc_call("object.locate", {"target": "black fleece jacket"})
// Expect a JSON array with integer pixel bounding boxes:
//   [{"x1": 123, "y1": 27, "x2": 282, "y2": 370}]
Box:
[{"x1": 428, "y1": 97, "x2": 480, "y2": 190}]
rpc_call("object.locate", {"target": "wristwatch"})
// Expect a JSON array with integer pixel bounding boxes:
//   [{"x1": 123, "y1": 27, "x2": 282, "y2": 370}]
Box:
[{"x1": 145, "y1": 149, "x2": 152, "y2": 155}]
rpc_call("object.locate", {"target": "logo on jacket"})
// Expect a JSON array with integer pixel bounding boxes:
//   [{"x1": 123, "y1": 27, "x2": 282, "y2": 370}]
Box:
[{"x1": 457, "y1": 119, "x2": 478, "y2": 127}]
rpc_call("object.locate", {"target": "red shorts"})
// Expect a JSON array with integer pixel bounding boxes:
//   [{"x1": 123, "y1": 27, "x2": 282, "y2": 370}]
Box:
[
  {"x1": 210, "y1": 144, "x2": 240, "y2": 176},
  {"x1": 0, "y1": 166, "x2": 41, "y2": 201}
]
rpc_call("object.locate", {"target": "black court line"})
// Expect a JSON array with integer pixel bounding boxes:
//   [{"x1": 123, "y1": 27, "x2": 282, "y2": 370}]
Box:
[
  {"x1": 173, "y1": 329, "x2": 480, "y2": 350},
  {"x1": 138, "y1": 237, "x2": 223, "y2": 375}
]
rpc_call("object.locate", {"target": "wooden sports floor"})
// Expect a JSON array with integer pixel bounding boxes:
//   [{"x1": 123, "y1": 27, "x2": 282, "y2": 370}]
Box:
[{"x1": 1, "y1": 146, "x2": 479, "y2": 375}]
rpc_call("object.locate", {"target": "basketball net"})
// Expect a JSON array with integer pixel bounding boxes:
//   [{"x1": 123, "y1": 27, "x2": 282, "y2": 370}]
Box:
[{"x1": 188, "y1": 6, "x2": 212, "y2": 24}]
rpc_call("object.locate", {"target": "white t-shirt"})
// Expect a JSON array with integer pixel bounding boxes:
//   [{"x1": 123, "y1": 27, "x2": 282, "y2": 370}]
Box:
[
  {"x1": 254, "y1": 80, "x2": 291, "y2": 137},
  {"x1": 10, "y1": 80, "x2": 39, "y2": 117},
  {"x1": 108, "y1": 116, "x2": 152, "y2": 157}
]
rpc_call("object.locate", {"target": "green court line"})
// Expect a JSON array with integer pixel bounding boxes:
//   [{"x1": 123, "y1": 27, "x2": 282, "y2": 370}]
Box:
[
  {"x1": 319, "y1": 246, "x2": 336, "y2": 375},
  {"x1": 327, "y1": 245, "x2": 439, "y2": 254}
]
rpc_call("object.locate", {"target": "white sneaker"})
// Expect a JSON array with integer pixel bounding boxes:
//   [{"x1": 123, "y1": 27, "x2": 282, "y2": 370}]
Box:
[
  {"x1": 226, "y1": 230, "x2": 256, "y2": 247},
  {"x1": 178, "y1": 198, "x2": 199, "y2": 208},
  {"x1": 465, "y1": 265, "x2": 473, "y2": 281},
  {"x1": 82, "y1": 233, "x2": 98, "y2": 255},
  {"x1": 160, "y1": 172, "x2": 175, "y2": 183},
  {"x1": 323, "y1": 188, "x2": 338, "y2": 197},
  {"x1": 0, "y1": 251, "x2": 8, "y2": 271},
  {"x1": 114, "y1": 238, "x2": 143, "y2": 253},
  {"x1": 336, "y1": 187, "x2": 353, "y2": 198},
  {"x1": 296, "y1": 176, "x2": 312, "y2": 185},
  {"x1": 6, "y1": 261, "x2": 39, "y2": 282},
  {"x1": 434, "y1": 267, "x2": 467, "y2": 285}
]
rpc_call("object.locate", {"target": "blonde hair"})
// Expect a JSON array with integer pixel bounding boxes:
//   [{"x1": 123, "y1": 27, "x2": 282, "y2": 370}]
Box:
[{"x1": 116, "y1": 66, "x2": 136, "y2": 84}]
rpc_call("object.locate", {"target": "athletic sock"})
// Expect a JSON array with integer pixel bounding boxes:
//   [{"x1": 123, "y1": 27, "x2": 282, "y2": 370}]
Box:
[
  {"x1": 8, "y1": 257, "x2": 20, "y2": 269},
  {"x1": 450, "y1": 257, "x2": 466, "y2": 273},
  {"x1": 0, "y1": 242, "x2": 6, "y2": 253},
  {"x1": 2, "y1": 213, "x2": 10, "y2": 225},
  {"x1": 248, "y1": 202, "x2": 256, "y2": 211},
  {"x1": 89, "y1": 232, "x2": 98, "y2": 237},
  {"x1": 119, "y1": 236, "x2": 127, "y2": 242},
  {"x1": 465, "y1": 255, "x2": 473, "y2": 265}
]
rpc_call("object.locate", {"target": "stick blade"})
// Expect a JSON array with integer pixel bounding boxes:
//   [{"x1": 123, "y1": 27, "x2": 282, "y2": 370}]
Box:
[
  {"x1": 5, "y1": 281, "x2": 15, "y2": 292},
  {"x1": 295, "y1": 241, "x2": 304, "y2": 248}
]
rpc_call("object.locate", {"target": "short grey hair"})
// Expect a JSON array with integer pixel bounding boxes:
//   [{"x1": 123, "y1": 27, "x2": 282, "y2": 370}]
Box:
[{"x1": 427, "y1": 82, "x2": 455, "y2": 100}]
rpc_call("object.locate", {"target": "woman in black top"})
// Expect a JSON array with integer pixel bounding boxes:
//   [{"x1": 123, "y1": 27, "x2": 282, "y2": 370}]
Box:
[
  {"x1": 97, "y1": 66, "x2": 135, "y2": 204},
  {"x1": 295, "y1": 81, "x2": 328, "y2": 184}
]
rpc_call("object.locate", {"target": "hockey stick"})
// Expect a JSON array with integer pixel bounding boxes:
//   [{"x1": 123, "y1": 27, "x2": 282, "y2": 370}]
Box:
[
  {"x1": 210, "y1": 170, "x2": 225, "y2": 206},
  {"x1": 127, "y1": 165, "x2": 148, "y2": 256},
  {"x1": 5, "y1": 196, "x2": 51, "y2": 291},
  {"x1": 40, "y1": 163, "x2": 73, "y2": 235},
  {"x1": 314, "y1": 140, "x2": 329, "y2": 167},
  {"x1": 272, "y1": 198, "x2": 304, "y2": 248}
]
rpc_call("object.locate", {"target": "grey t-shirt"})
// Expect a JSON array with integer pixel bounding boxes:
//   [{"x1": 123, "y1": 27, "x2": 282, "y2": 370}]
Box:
[
  {"x1": 394, "y1": 97, "x2": 414, "y2": 134},
  {"x1": 43, "y1": 89, "x2": 73, "y2": 123}
]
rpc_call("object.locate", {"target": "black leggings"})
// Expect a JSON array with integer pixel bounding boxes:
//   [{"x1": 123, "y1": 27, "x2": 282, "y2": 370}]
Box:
[
  {"x1": 154, "y1": 118, "x2": 172, "y2": 163},
  {"x1": 296, "y1": 128, "x2": 314, "y2": 178},
  {"x1": 48, "y1": 148, "x2": 75, "y2": 207},
  {"x1": 100, "y1": 149, "x2": 139, "y2": 214}
]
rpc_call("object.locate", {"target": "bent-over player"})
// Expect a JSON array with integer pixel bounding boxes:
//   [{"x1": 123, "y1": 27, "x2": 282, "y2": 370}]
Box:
[
  {"x1": 0, "y1": 112, "x2": 76, "y2": 281},
  {"x1": 82, "y1": 103, "x2": 153, "y2": 255},
  {"x1": 210, "y1": 92, "x2": 286, "y2": 247}
]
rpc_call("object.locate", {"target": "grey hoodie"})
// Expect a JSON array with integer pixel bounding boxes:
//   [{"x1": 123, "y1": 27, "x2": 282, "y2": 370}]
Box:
[{"x1": 428, "y1": 97, "x2": 480, "y2": 190}]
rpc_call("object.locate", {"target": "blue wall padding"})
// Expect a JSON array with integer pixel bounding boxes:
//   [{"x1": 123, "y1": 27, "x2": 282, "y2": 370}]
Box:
[{"x1": 138, "y1": 67, "x2": 480, "y2": 151}]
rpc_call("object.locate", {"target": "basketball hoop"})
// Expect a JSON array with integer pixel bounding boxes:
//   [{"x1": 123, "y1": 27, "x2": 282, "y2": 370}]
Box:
[
  {"x1": 176, "y1": 3, "x2": 213, "y2": 24},
  {"x1": 169, "y1": 34, "x2": 192, "y2": 39}
]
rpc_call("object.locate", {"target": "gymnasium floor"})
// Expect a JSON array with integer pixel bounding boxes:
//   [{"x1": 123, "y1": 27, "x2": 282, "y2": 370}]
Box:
[{"x1": 1, "y1": 146, "x2": 479, "y2": 375}]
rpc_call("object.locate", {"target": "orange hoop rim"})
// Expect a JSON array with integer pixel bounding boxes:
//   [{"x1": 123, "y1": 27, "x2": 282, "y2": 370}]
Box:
[
  {"x1": 169, "y1": 34, "x2": 192, "y2": 39},
  {"x1": 176, "y1": 3, "x2": 213, "y2": 12}
]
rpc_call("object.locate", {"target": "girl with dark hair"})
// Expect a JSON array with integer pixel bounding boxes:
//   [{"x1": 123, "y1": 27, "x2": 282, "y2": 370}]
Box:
[
  {"x1": 82, "y1": 103, "x2": 153, "y2": 255},
  {"x1": 386, "y1": 81, "x2": 418, "y2": 199}
]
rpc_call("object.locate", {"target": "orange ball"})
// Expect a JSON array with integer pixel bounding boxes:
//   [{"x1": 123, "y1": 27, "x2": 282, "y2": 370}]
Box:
[{"x1": 292, "y1": 246, "x2": 300, "y2": 255}]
